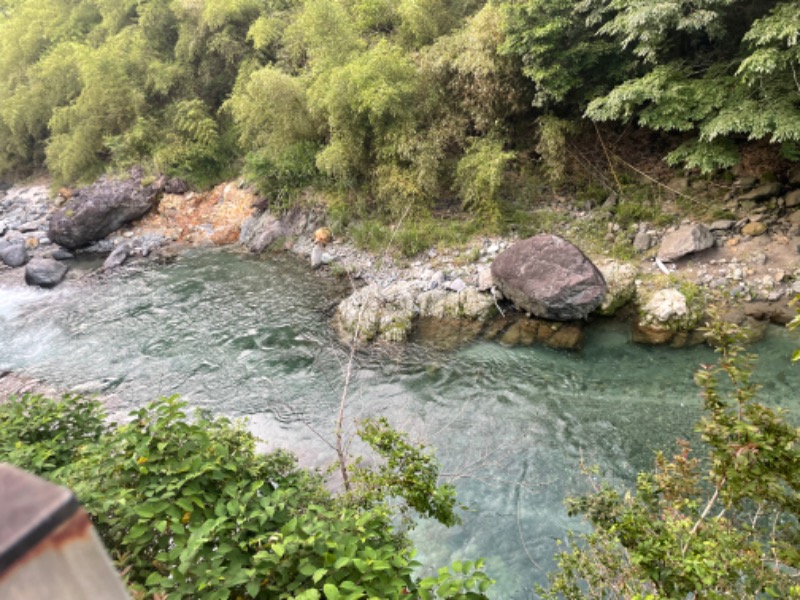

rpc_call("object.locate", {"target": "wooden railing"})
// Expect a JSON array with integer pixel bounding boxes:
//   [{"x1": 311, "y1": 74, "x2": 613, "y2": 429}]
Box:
[{"x1": 0, "y1": 463, "x2": 130, "y2": 599}]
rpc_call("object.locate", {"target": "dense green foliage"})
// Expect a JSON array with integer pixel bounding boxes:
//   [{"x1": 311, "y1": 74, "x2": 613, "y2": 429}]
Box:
[
  {"x1": 540, "y1": 321, "x2": 800, "y2": 599},
  {"x1": 504, "y1": 0, "x2": 800, "y2": 171},
  {"x1": 0, "y1": 395, "x2": 492, "y2": 599},
  {"x1": 4, "y1": 0, "x2": 797, "y2": 222}
]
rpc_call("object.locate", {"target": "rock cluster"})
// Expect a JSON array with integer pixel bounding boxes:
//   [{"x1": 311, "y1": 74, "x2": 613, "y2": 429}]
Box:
[
  {"x1": 3, "y1": 167, "x2": 798, "y2": 348},
  {"x1": 0, "y1": 177, "x2": 172, "y2": 289},
  {"x1": 0, "y1": 185, "x2": 69, "y2": 287},
  {"x1": 334, "y1": 280, "x2": 496, "y2": 343}
]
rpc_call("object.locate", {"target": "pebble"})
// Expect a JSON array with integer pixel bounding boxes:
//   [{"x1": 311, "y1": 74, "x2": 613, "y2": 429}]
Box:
[{"x1": 446, "y1": 278, "x2": 467, "y2": 293}]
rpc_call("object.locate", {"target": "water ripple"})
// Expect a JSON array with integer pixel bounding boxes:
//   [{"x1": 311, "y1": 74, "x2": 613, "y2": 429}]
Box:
[{"x1": 2, "y1": 249, "x2": 799, "y2": 599}]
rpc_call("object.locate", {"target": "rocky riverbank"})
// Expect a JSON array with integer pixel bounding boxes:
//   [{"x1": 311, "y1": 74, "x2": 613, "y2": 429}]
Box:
[{"x1": 1, "y1": 172, "x2": 799, "y2": 351}]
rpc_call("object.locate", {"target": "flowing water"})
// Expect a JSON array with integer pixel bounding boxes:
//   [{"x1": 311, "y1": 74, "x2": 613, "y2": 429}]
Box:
[{"x1": 1, "y1": 249, "x2": 798, "y2": 598}]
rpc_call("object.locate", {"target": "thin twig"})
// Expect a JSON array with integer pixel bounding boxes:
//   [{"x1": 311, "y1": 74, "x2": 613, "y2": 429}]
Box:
[
  {"x1": 682, "y1": 477, "x2": 725, "y2": 555},
  {"x1": 594, "y1": 122, "x2": 624, "y2": 198},
  {"x1": 515, "y1": 463, "x2": 542, "y2": 570},
  {"x1": 608, "y1": 151, "x2": 699, "y2": 204},
  {"x1": 332, "y1": 200, "x2": 416, "y2": 491}
]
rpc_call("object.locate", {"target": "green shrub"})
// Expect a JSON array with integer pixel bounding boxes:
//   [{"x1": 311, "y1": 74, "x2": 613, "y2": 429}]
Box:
[
  {"x1": 244, "y1": 142, "x2": 321, "y2": 210},
  {"x1": 0, "y1": 394, "x2": 492, "y2": 599},
  {"x1": 455, "y1": 137, "x2": 515, "y2": 229},
  {"x1": 0, "y1": 394, "x2": 106, "y2": 474},
  {"x1": 540, "y1": 322, "x2": 800, "y2": 599}
]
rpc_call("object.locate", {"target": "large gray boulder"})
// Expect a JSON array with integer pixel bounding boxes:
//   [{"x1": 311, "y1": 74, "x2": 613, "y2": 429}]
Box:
[
  {"x1": 24, "y1": 258, "x2": 68, "y2": 288},
  {"x1": 48, "y1": 175, "x2": 161, "y2": 249},
  {"x1": 490, "y1": 234, "x2": 607, "y2": 320},
  {"x1": 657, "y1": 224, "x2": 714, "y2": 262}
]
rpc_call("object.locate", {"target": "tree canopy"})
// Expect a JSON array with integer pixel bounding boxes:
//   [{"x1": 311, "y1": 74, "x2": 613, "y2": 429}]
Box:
[{"x1": 0, "y1": 0, "x2": 798, "y2": 215}]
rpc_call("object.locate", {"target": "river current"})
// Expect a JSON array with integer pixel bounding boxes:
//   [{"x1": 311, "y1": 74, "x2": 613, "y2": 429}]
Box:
[{"x1": 1, "y1": 249, "x2": 798, "y2": 598}]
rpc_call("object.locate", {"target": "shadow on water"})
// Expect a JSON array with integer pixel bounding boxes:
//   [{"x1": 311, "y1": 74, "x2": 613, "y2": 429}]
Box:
[{"x1": 1, "y1": 249, "x2": 798, "y2": 598}]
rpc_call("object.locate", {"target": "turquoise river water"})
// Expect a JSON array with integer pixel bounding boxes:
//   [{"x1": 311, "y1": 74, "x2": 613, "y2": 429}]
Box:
[{"x1": 1, "y1": 249, "x2": 798, "y2": 598}]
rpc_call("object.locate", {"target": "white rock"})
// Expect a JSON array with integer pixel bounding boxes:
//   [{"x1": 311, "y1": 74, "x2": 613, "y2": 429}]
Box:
[
  {"x1": 642, "y1": 289, "x2": 688, "y2": 323},
  {"x1": 310, "y1": 243, "x2": 324, "y2": 269},
  {"x1": 446, "y1": 278, "x2": 467, "y2": 292}
]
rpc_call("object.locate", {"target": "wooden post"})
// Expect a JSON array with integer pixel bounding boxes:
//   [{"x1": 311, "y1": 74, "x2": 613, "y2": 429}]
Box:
[{"x1": 0, "y1": 463, "x2": 130, "y2": 599}]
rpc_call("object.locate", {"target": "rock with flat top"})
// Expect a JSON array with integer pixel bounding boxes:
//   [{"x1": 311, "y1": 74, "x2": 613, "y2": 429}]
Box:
[
  {"x1": 657, "y1": 224, "x2": 713, "y2": 262},
  {"x1": 737, "y1": 182, "x2": 781, "y2": 203}
]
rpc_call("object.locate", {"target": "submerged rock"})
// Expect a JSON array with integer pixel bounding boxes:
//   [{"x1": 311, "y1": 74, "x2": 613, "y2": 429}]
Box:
[
  {"x1": 487, "y1": 316, "x2": 583, "y2": 350},
  {"x1": 24, "y1": 258, "x2": 68, "y2": 288},
  {"x1": 490, "y1": 234, "x2": 606, "y2": 320},
  {"x1": 48, "y1": 173, "x2": 162, "y2": 249},
  {"x1": 103, "y1": 242, "x2": 132, "y2": 270}
]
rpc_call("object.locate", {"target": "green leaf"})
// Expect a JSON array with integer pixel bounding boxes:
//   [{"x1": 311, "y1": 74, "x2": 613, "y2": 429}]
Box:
[
  {"x1": 313, "y1": 568, "x2": 328, "y2": 583},
  {"x1": 246, "y1": 580, "x2": 261, "y2": 597},
  {"x1": 323, "y1": 583, "x2": 340, "y2": 600},
  {"x1": 127, "y1": 523, "x2": 149, "y2": 539}
]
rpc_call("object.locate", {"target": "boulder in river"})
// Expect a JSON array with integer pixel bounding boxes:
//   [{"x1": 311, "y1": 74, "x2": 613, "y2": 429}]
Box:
[
  {"x1": 24, "y1": 258, "x2": 68, "y2": 288},
  {"x1": 48, "y1": 174, "x2": 162, "y2": 249},
  {"x1": 657, "y1": 224, "x2": 714, "y2": 262},
  {"x1": 490, "y1": 234, "x2": 607, "y2": 320},
  {"x1": 0, "y1": 242, "x2": 28, "y2": 268}
]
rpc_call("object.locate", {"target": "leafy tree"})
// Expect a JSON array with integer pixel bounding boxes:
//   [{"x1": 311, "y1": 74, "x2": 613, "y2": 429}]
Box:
[
  {"x1": 308, "y1": 40, "x2": 420, "y2": 182},
  {"x1": 540, "y1": 320, "x2": 800, "y2": 599},
  {"x1": 501, "y1": 0, "x2": 624, "y2": 110},
  {"x1": 502, "y1": 0, "x2": 800, "y2": 172}
]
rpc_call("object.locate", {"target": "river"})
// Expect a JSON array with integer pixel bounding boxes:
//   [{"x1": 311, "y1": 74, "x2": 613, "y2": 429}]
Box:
[{"x1": 1, "y1": 249, "x2": 798, "y2": 598}]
